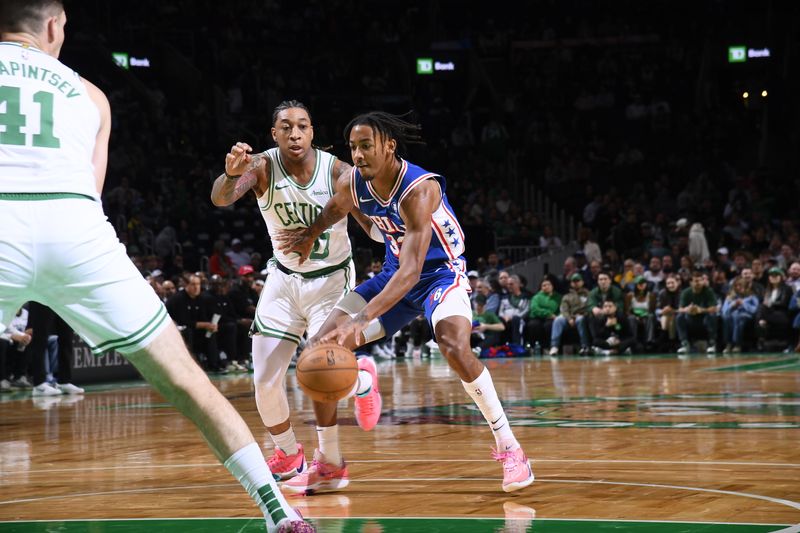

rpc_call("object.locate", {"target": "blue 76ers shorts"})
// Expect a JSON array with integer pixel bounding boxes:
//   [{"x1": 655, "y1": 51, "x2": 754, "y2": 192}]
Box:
[{"x1": 354, "y1": 260, "x2": 471, "y2": 339}]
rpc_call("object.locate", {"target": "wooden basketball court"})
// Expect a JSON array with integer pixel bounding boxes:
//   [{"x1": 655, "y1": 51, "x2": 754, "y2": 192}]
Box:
[{"x1": 1, "y1": 353, "x2": 799, "y2": 532}]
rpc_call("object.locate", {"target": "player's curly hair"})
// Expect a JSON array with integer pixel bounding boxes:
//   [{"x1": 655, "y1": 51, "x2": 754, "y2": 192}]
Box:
[{"x1": 344, "y1": 111, "x2": 425, "y2": 158}]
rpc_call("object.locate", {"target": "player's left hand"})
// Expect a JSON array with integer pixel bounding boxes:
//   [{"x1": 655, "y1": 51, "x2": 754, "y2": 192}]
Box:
[{"x1": 320, "y1": 312, "x2": 370, "y2": 346}]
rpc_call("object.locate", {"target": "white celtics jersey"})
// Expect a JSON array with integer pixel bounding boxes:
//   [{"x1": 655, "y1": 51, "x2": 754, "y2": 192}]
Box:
[
  {"x1": 0, "y1": 42, "x2": 100, "y2": 199},
  {"x1": 258, "y1": 147, "x2": 351, "y2": 273}
]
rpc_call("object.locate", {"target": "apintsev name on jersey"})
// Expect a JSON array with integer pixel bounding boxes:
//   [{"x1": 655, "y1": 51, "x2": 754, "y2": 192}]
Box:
[{"x1": 0, "y1": 58, "x2": 82, "y2": 98}]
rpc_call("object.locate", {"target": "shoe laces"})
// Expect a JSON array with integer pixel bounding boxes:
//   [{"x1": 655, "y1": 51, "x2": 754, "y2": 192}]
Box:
[
  {"x1": 267, "y1": 448, "x2": 289, "y2": 468},
  {"x1": 492, "y1": 448, "x2": 521, "y2": 470},
  {"x1": 358, "y1": 391, "x2": 376, "y2": 412}
]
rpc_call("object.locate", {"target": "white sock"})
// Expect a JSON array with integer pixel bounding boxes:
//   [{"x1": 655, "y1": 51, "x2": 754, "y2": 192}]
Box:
[
  {"x1": 355, "y1": 369, "x2": 372, "y2": 396},
  {"x1": 316, "y1": 425, "x2": 342, "y2": 466},
  {"x1": 271, "y1": 427, "x2": 298, "y2": 456},
  {"x1": 223, "y1": 442, "x2": 299, "y2": 527},
  {"x1": 462, "y1": 367, "x2": 519, "y2": 451}
]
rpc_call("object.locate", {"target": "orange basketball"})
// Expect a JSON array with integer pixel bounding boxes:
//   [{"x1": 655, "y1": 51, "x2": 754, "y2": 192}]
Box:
[{"x1": 295, "y1": 342, "x2": 358, "y2": 402}]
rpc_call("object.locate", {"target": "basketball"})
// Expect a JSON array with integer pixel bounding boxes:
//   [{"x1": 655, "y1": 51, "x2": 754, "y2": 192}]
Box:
[{"x1": 295, "y1": 342, "x2": 358, "y2": 402}]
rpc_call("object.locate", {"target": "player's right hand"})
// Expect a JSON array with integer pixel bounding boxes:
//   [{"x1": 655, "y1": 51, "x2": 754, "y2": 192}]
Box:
[
  {"x1": 225, "y1": 142, "x2": 253, "y2": 177},
  {"x1": 276, "y1": 228, "x2": 315, "y2": 265}
]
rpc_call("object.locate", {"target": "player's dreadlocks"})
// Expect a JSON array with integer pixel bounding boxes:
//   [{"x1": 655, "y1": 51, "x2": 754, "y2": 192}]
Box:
[{"x1": 344, "y1": 111, "x2": 425, "y2": 159}]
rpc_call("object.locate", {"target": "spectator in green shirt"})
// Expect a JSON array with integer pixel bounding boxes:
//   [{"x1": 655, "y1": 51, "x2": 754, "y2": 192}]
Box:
[
  {"x1": 587, "y1": 272, "x2": 625, "y2": 319},
  {"x1": 677, "y1": 270, "x2": 719, "y2": 354},
  {"x1": 525, "y1": 278, "x2": 561, "y2": 349},
  {"x1": 471, "y1": 293, "x2": 505, "y2": 350}
]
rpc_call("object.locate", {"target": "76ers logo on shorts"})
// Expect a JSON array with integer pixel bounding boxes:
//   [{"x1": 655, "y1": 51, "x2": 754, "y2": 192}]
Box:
[{"x1": 429, "y1": 288, "x2": 444, "y2": 305}]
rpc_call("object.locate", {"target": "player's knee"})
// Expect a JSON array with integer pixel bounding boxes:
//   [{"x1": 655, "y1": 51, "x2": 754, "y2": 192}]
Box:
[
  {"x1": 436, "y1": 331, "x2": 470, "y2": 360},
  {"x1": 255, "y1": 385, "x2": 289, "y2": 426}
]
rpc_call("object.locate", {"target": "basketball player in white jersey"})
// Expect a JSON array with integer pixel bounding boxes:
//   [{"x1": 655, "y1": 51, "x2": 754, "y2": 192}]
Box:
[
  {"x1": 211, "y1": 101, "x2": 382, "y2": 491},
  {"x1": 0, "y1": 2, "x2": 311, "y2": 531}
]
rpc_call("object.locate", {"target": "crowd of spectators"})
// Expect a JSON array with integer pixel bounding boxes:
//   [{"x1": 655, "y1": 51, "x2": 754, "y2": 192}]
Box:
[
  {"x1": 5, "y1": 0, "x2": 787, "y2": 370},
  {"x1": 465, "y1": 253, "x2": 800, "y2": 356}
]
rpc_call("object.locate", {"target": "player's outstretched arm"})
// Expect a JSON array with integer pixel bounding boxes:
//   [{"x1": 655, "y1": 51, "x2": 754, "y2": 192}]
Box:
[
  {"x1": 210, "y1": 142, "x2": 267, "y2": 206},
  {"x1": 276, "y1": 170, "x2": 355, "y2": 264}
]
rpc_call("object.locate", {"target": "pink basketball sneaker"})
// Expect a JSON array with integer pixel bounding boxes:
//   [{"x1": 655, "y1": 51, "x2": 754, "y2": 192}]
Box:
[
  {"x1": 276, "y1": 508, "x2": 315, "y2": 532},
  {"x1": 281, "y1": 450, "x2": 349, "y2": 495},
  {"x1": 267, "y1": 443, "x2": 307, "y2": 481},
  {"x1": 354, "y1": 356, "x2": 382, "y2": 431},
  {"x1": 493, "y1": 446, "x2": 534, "y2": 492}
]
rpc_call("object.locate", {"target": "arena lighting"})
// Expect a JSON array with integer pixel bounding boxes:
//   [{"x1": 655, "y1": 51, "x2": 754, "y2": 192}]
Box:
[
  {"x1": 743, "y1": 91, "x2": 749, "y2": 99},
  {"x1": 761, "y1": 89, "x2": 768, "y2": 97}
]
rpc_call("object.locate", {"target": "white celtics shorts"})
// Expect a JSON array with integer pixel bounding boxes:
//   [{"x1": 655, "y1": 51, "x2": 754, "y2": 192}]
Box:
[
  {"x1": 253, "y1": 258, "x2": 355, "y2": 345},
  {"x1": 0, "y1": 194, "x2": 169, "y2": 355}
]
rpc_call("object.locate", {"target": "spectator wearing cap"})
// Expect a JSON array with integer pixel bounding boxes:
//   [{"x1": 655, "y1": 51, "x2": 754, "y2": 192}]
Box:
[
  {"x1": 549, "y1": 273, "x2": 591, "y2": 355},
  {"x1": 625, "y1": 276, "x2": 656, "y2": 351},
  {"x1": 525, "y1": 278, "x2": 561, "y2": 349},
  {"x1": 756, "y1": 268, "x2": 793, "y2": 350},
  {"x1": 226, "y1": 238, "x2": 251, "y2": 271},
  {"x1": 471, "y1": 293, "x2": 505, "y2": 350}
]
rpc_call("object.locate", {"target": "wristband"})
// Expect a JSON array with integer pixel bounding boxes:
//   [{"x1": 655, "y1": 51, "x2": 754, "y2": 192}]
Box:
[
  {"x1": 224, "y1": 170, "x2": 242, "y2": 180},
  {"x1": 369, "y1": 223, "x2": 384, "y2": 243}
]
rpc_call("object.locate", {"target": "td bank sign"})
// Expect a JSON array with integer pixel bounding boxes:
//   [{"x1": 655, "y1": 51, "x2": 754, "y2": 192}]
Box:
[{"x1": 728, "y1": 45, "x2": 771, "y2": 63}]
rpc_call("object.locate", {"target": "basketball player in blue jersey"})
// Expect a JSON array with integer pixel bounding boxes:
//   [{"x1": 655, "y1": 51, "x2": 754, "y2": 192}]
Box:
[
  {"x1": 0, "y1": 1, "x2": 311, "y2": 531},
  {"x1": 278, "y1": 112, "x2": 534, "y2": 493}
]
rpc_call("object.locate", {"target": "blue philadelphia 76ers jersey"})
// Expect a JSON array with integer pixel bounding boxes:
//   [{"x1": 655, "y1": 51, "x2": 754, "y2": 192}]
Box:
[{"x1": 349, "y1": 159, "x2": 466, "y2": 272}]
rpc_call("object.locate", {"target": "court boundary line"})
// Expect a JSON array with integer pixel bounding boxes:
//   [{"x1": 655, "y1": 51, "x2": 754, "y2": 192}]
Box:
[
  {"x1": 0, "y1": 516, "x2": 792, "y2": 527},
  {"x1": 2, "y1": 477, "x2": 799, "y2": 518},
  {"x1": 2, "y1": 458, "x2": 799, "y2": 476}
]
